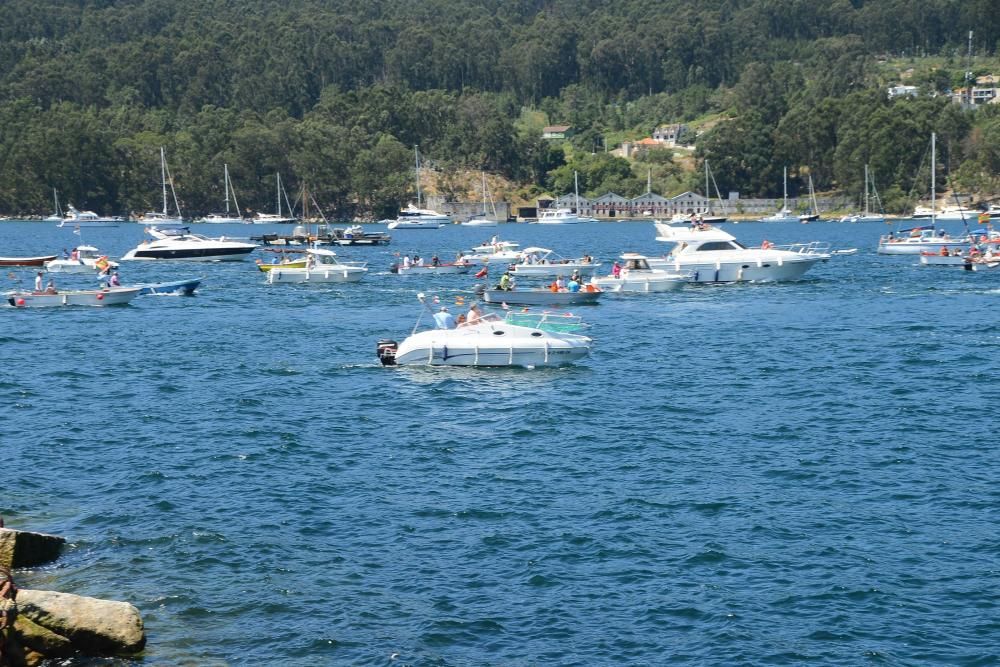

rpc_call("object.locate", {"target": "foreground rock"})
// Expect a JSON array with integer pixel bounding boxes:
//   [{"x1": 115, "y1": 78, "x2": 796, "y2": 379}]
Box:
[
  {"x1": 9, "y1": 589, "x2": 145, "y2": 665},
  {"x1": 0, "y1": 529, "x2": 65, "y2": 569}
]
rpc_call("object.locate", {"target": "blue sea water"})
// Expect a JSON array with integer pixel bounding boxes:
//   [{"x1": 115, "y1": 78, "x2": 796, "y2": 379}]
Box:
[{"x1": 2, "y1": 219, "x2": 999, "y2": 665}]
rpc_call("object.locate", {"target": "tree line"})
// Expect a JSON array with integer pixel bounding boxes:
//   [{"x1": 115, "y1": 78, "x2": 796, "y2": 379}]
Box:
[{"x1": 0, "y1": 0, "x2": 998, "y2": 217}]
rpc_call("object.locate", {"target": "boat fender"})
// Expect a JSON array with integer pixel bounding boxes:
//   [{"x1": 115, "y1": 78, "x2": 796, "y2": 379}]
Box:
[
  {"x1": 96, "y1": 292, "x2": 104, "y2": 300},
  {"x1": 377, "y1": 339, "x2": 398, "y2": 366},
  {"x1": 15, "y1": 298, "x2": 25, "y2": 307}
]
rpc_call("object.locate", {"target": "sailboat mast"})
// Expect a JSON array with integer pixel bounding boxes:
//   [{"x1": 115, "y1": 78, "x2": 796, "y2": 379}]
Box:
[
  {"x1": 574, "y1": 171, "x2": 580, "y2": 213},
  {"x1": 276, "y1": 173, "x2": 282, "y2": 217},
  {"x1": 863, "y1": 164, "x2": 869, "y2": 217},
  {"x1": 224, "y1": 164, "x2": 231, "y2": 214},
  {"x1": 783, "y1": 166, "x2": 788, "y2": 211},
  {"x1": 160, "y1": 147, "x2": 168, "y2": 215},
  {"x1": 931, "y1": 132, "x2": 936, "y2": 223},
  {"x1": 414, "y1": 145, "x2": 422, "y2": 207}
]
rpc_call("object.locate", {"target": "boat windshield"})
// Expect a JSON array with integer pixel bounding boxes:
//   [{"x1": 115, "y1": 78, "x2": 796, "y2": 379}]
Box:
[{"x1": 694, "y1": 241, "x2": 743, "y2": 251}]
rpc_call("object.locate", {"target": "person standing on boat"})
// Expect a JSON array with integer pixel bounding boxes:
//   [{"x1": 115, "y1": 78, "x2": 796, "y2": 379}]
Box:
[
  {"x1": 402, "y1": 254, "x2": 411, "y2": 269},
  {"x1": 612, "y1": 261, "x2": 622, "y2": 278},
  {"x1": 499, "y1": 271, "x2": 513, "y2": 291},
  {"x1": 109, "y1": 271, "x2": 121, "y2": 287},
  {"x1": 555, "y1": 275, "x2": 566, "y2": 291},
  {"x1": 34, "y1": 272, "x2": 43, "y2": 292}
]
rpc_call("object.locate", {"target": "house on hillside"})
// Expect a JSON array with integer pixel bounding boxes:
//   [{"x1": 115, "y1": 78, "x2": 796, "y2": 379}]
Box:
[
  {"x1": 652, "y1": 124, "x2": 687, "y2": 146},
  {"x1": 552, "y1": 192, "x2": 592, "y2": 215},
  {"x1": 618, "y1": 138, "x2": 670, "y2": 159},
  {"x1": 888, "y1": 84, "x2": 918, "y2": 99},
  {"x1": 542, "y1": 125, "x2": 573, "y2": 139}
]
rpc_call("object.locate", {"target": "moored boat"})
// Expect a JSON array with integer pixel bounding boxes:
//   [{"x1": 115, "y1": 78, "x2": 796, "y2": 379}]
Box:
[
  {"x1": 480, "y1": 286, "x2": 602, "y2": 306},
  {"x1": 121, "y1": 227, "x2": 257, "y2": 261}
]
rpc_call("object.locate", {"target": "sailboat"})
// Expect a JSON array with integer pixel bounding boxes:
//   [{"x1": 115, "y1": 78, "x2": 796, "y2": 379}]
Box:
[
  {"x1": 799, "y1": 173, "x2": 820, "y2": 222},
  {"x1": 135, "y1": 147, "x2": 186, "y2": 228},
  {"x1": 253, "y1": 173, "x2": 298, "y2": 224},
  {"x1": 44, "y1": 188, "x2": 63, "y2": 222},
  {"x1": 463, "y1": 172, "x2": 501, "y2": 226},
  {"x1": 878, "y1": 133, "x2": 971, "y2": 254},
  {"x1": 199, "y1": 164, "x2": 245, "y2": 223},
  {"x1": 701, "y1": 160, "x2": 728, "y2": 224},
  {"x1": 387, "y1": 146, "x2": 450, "y2": 229},
  {"x1": 839, "y1": 165, "x2": 885, "y2": 223},
  {"x1": 761, "y1": 167, "x2": 799, "y2": 222}
]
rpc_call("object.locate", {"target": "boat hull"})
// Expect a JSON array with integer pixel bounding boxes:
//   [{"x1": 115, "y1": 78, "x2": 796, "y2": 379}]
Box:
[
  {"x1": 122, "y1": 245, "x2": 255, "y2": 261},
  {"x1": 392, "y1": 327, "x2": 592, "y2": 367},
  {"x1": 393, "y1": 263, "x2": 470, "y2": 275},
  {"x1": 7, "y1": 287, "x2": 140, "y2": 307},
  {"x1": 647, "y1": 256, "x2": 823, "y2": 283},
  {"x1": 590, "y1": 274, "x2": 686, "y2": 292},
  {"x1": 267, "y1": 267, "x2": 366, "y2": 283},
  {"x1": 0, "y1": 256, "x2": 57, "y2": 267},
  {"x1": 877, "y1": 240, "x2": 969, "y2": 255},
  {"x1": 482, "y1": 289, "x2": 601, "y2": 306},
  {"x1": 135, "y1": 279, "x2": 202, "y2": 295},
  {"x1": 387, "y1": 220, "x2": 445, "y2": 229},
  {"x1": 509, "y1": 263, "x2": 601, "y2": 277}
]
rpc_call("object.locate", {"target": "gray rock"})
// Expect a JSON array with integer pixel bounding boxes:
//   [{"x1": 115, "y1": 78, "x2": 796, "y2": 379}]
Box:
[
  {"x1": 0, "y1": 529, "x2": 65, "y2": 569},
  {"x1": 15, "y1": 588, "x2": 145, "y2": 656}
]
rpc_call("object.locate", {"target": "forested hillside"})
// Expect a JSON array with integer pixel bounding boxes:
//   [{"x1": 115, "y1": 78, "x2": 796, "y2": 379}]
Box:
[{"x1": 0, "y1": 0, "x2": 998, "y2": 217}]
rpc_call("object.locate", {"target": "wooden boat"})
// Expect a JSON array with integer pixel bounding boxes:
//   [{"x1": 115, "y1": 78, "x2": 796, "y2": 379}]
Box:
[
  {"x1": 7, "y1": 287, "x2": 141, "y2": 307},
  {"x1": 0, "y1": 255, "x2": 58, "y2": 267}
]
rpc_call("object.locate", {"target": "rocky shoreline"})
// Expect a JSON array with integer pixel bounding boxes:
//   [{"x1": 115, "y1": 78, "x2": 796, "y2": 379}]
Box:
[{"x1": 0, "y1": 524, "x2": 145, "y2": 666}]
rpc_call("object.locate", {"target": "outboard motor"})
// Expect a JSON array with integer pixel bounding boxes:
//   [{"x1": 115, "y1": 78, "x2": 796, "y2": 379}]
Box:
[{"x1": 377, "y1": 339, "x2": 398, "y2": 366}]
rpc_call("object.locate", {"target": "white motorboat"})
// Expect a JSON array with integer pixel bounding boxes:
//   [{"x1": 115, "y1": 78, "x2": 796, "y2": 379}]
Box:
[
  {"x1": 480, "y1": 286, "x2": 602, "y2": 306},
  {"x1": 463, "y1": 217, "x2": 498, "y2": 227},
  {"x1": 387, "y1": 205, "x2": 449, "y2": 229},
  {"x1": 589, "y1": 253, "x2": 687, "y2": 292},
  {"x1": 44, "y1": 246, "x2": 118, "y2": 273},
  {"x1": 877, "y1": 227, "x2": 971, "y2": 255},
  {"x1": 391, "y1": 260, "x2": 471, "y2": 275},
  {"x1": 377, "y1": 308, "x2": 592, "y2": 367},
  {"x1": 912, "y1": 205, "x2": 978, "y2": 222},
  {"x1": 121, "y1": 227, "x2": 257, "y2": 261},
  {"x1": 458, "y1": 239, "x2": 523, "y2": 266},
  {"x1": 533, "y1": 208, "x2": 580, "y2": 225},
  {"x1": 508, "y1": 247, "x2": 601, "y2": 277},
  {"x1": 58, "y1": 205, "x2": 124, "y2": 228},
  {"x1": 652, "y1": 222, "x2": 830, "y2": 282},
  {"x1": 266, "y1": 248, "x2": 367, "y2": 283},
  {"x1": 7, "y1": 287, "x2": 141, "y2": 307}
]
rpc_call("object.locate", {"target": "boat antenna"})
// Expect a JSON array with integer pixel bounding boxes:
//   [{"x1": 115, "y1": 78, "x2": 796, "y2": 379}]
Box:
[{"x1": 412, "y1": 292, "x2": 433, "y2": 334}]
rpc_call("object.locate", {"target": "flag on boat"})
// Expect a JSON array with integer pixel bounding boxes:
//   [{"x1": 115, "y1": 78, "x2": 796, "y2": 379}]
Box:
[{"x1": 474, "y1": 266, "x2": 488, "y2": 278}]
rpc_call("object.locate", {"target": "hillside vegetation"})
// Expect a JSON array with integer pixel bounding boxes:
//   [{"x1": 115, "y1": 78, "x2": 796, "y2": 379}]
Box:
[{"x1": 0, "y1": 0, "x2": 998, "y2": 217}]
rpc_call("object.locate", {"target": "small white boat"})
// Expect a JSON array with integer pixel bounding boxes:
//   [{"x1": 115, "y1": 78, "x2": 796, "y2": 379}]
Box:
[
  {"x1": 391, "y1": 260, "x2": 471, "y2": 275},
  {"x1": 266, "y1": 248, "x2": 367, "y2": 283},
  {"x1": 877, "y1": 227, "x2": 971, "y2": 255},
  {"x1": 463, "y1": 217, "x2": 499, "y2": 227},
  {"x1": 58, "y1": 205, "x2": 124, "y2": 228},
  {"x1": 589, "y1": 254, "x2": 687, "y2": 292},
  {"x1": 480, "y1": 286, "x2": 602, "y2": 306},
  {"x1": 458, "y1": 239, "x2": 523, "y2": 266},
  {"x1": 7, "y1": 287, "x2": 141, "y2": 307},
  {"x1": 44, "y1": 246, "x2": 118, "y2": 274},
  {"x1": 761, "y1": 167, "x2": 799, "y2": 223},
  {"x1": 377, "y1": 306, "x2": 592, "y2": 368},
  {"x1": 508, "y1": 247, "x2": 601, "y2": 278},
  {"x1": 386, "y1": 205, "x2": 449, "y2": 229},
  {"x1": 134, "y1": 147, "x2": 186, "y2": 228},
  {"x1": 198, "y1": 164, "x2": 244, "y2": 224}
]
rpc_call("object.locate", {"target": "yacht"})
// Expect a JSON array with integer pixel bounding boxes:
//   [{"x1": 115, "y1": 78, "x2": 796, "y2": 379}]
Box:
[
  {"x1": 59, "y1": 205, "x2": 124, "y2": 228},
  {"x1": 533, "y1": 208, "x2": 580, "y2": 225},
  {"x1": 761, "y1": 167, "x2": 799, "y2": 223},
  {"x1": 877, "y1": 227, "x2": 971, "y2": 255},
  {"x1": 911, "y1": 205, "x2": 978, "y2": 222},
  {"x1": 386, "y1": 204, "x2": 449, "y2": 229},
  {"x1": 652, "y1": 222, "x2": 830, "y2": 282},
  {"x1": 121, "y1": 227, "x2": 256, "y2": 261},
  {"x1": 198, "y1": 164, "x2": 245, "y2": 223}
]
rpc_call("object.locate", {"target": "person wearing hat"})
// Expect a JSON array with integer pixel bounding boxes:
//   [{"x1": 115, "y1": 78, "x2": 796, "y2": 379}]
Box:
[{"x1": 433, "y1": 305, "x2": 456, "y2": 330}]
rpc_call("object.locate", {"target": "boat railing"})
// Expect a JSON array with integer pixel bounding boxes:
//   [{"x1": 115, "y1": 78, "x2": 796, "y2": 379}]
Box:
[
  {"x1": 504, "y1": 311, "x2": 588, "y2": 333},
  {"x1": 778, "y1": 241, "x2": 831, "y2": 255}
]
